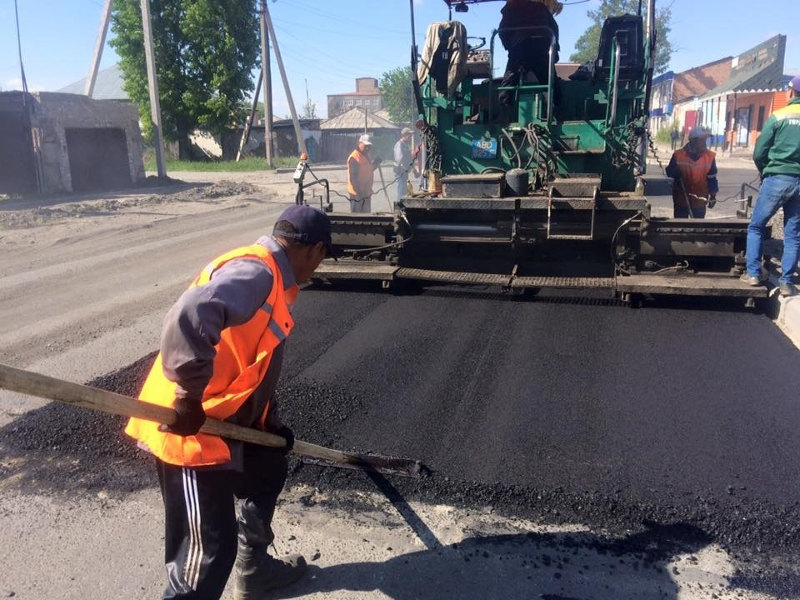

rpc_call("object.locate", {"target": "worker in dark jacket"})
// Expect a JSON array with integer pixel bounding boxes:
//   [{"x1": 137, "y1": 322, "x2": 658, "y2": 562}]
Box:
[
  {"x1": 498, "y1": 0, "x2": 562, "y2": 106},
  {"x1": 126, "y1": 204, "x2": 332, "y2": 599},
  {"x1": 665, "y1": 126, "x2": 718, "y2": 218},
  {"x1": 741, "y1": 75, "x2": 800, "y2": 296}
]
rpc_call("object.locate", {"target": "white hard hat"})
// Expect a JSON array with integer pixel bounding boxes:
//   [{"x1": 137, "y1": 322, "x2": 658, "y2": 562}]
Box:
[
  {"x1": 358, "y1": 134, "x2": 373, "y2": 146},
  {"x1": 689, "y1": 127, "x2": 707, "y2": 139}
]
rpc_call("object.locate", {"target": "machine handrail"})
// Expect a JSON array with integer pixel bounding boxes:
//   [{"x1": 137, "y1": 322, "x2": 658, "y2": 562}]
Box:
[
  {"x1": 489, "y1": 25, "x2": 556, "y2": 124},
  {"x1": 606, "y1": 38, "x2": 621, "y2": 131}
]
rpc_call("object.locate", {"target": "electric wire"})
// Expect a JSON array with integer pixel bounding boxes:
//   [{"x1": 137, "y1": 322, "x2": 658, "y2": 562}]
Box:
[
  {"x1": 13, "y1": 0, "x2": 28, "y2": 95},
  {"x1": 501, "y1": 128, "x2": 522, "y2": 169},
  {"x1": 609, "y1": 211, "x2": 642, "y2": 269}
]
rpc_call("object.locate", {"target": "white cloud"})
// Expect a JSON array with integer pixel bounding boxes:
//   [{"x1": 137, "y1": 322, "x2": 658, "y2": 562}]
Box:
[
  {"x1": 2, "y1": 77, "x2": 44, "y2": 92},
  {"x1": 3, "y1": 77, "x2": 23, "y2": 90}
]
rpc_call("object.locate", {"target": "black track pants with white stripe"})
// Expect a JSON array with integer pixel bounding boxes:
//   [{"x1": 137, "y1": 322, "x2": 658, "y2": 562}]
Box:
[{"x1": 156, "y1": 446, "x2": 288, "y2": 599}]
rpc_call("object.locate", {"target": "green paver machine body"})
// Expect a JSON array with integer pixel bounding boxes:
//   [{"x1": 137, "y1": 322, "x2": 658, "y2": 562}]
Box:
[{"x1": 315, "y1": 0, "x2": 764, "y2": 303}]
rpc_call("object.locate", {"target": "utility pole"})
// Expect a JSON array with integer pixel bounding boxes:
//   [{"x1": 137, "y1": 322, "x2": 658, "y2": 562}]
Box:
[
  {"x1": 259, "y1": 0, "x2": 273, "y2": 167},
  {"x1": 263, "y1": 2, "x2": 308, "y2": 156},
  {"x1": 140, "y1": 0, "x2": 167, "y2": 177},
  {"x1": 236, "y1": 68, "x2": 262, "y2": 162},
  {"x1": 85, "y1": 0, "x2": 113, "y2": 97}
]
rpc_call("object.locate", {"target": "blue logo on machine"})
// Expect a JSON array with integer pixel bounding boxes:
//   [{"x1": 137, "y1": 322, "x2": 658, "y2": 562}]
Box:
[{"x1": 472, "y1": 137, "x2": 497, "y2": 159}]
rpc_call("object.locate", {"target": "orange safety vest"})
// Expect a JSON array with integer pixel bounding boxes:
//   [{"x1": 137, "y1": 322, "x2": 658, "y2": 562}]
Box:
[
  {"x1": 347, "y1": 149, "x2": 374, "y2": 198},
  {"x1": 671, "y1": 147, "x2": 715, "y2": 210},
  {"x1": 125, "y1": 243, "x2": 296, "y2": 467}
]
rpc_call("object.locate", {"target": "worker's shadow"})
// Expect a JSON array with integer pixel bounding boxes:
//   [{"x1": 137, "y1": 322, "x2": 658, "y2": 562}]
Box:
[
  {"x1": 271, "y1": 521, "x2": 712, "y2": 600},
  {"x1": 270, "y1": 474, "x2": 713, "y2": 600}
]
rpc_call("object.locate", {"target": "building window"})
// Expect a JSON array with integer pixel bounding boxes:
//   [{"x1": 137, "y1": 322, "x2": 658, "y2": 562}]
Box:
[{"x1": 757, "y1": 105, "x2": 765, "y2": 132}]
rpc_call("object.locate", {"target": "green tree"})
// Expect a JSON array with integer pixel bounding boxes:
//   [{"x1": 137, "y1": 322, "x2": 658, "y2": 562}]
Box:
[
  {"x1": 301, "y1": 98, "x2": 317, "y2": 119},
  {"x1": 569, "y1": 0, "x2": 673, "y2": 75},
  {"x1": 110, "y1": 0, "x2": 260, "y2": 158},
  {"x1": 379, "y1": 66, "x2": 414, "y2": 125}
]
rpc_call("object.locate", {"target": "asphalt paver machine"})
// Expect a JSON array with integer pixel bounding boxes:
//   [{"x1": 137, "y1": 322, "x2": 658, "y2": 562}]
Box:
[{"x1": 312, "y1": 0, "x2": 766, "y2": 305}]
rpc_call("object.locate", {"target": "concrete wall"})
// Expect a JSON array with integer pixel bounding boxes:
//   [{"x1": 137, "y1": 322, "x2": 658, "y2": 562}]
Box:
[
  {"x1": 29, "y1": 92, "x2": 145, "y2": 193},
  {"x1": 0, "y1": 92, "x2": 38, "y2": 194}
]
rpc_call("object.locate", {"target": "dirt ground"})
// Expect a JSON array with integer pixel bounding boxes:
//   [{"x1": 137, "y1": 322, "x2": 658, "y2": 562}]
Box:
[
  {"x1": 0, "y1": 165, "x2": 363, "y2": 248},
  {"x1": 0, "y1": 176, "x2": 287, "y2": 250}
]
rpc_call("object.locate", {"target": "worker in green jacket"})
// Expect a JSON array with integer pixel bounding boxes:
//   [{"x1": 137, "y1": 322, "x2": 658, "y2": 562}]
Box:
[{"x1": 741, "y1": 75, "x2": 800, "y2": 297}]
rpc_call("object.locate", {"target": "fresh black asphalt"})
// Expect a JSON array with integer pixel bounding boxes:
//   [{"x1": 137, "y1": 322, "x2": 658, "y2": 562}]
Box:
[{"x1": 3, "y1": 285, "x2": 799, "y2": 596}]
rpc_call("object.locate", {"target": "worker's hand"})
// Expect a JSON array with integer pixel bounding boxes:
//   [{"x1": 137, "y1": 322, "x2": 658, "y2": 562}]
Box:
[
  {"x1": 707, "y1": 195, "x2": 716, "y2": 209},
  {"x1": 161, "y1": 396, "x2": 206, "y2": 436},
  {"x1": 372, "y1": 156, "x2": 383, "y2": 168},
  {"x1": 274, "y1": 425, "x2": 295, "y2": 453}
]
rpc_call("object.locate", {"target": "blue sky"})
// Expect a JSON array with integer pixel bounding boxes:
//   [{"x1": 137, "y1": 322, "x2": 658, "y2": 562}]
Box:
[{"x1": 2, "y1": 0, "x2": 798, "y2": 118}]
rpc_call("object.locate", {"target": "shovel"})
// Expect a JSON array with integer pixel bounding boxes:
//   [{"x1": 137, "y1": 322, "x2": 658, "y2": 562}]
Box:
[{"x1": 0, "y1": 363, "x2": 424, "y2": 478}]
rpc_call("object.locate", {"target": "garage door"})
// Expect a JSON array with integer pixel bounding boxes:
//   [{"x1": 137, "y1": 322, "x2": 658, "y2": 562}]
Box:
[
  {"x1": 0, "y1": 110, "x2": 37, "y2": 194},
  {"x1": 65, "y1": 128, "x2": 131, "y2": 192}
]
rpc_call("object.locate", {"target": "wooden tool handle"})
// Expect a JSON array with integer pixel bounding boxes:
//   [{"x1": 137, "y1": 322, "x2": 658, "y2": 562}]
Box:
[
  {"x1": 0, "y1": 362, "x2": 289, "y2": 448},
  {"x1": 0, "y1": 364, "x2": 421, "y2": 476},
  {"x1": 0, "y1": 363, "x2": 407, "y2": 469}
]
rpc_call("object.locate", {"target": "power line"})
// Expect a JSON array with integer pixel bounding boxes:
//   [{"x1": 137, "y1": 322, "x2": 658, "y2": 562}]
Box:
[
  {"x1": 270, "y1": 15, "x2": 408, "y2": 41},
  {"x1": 270, "y1": 25, "x2": 395, "y2": 78},
  {"x1": 13, "y1": 0, "x2": 28, "y2": 94},
  {"x1": 281, "y1": 0, "x2": 409, "y2": 35}
]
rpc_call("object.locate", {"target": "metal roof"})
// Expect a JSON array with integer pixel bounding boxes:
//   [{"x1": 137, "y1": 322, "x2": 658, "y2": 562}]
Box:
[
  {"x1": 320, "y1": 106, "x2": 398, "y2": 130},
  {"x1": 57, "y1": 64, "x2": 128, "y2": 101},
  {"x1": 701, "y1": 35, "x2": 786, "y2": 99}
]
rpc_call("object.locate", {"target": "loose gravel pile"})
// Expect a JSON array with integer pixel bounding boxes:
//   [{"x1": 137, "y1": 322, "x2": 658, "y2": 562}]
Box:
[{"x1": 0, "y1": 180, "x2": 263, "y2": 230}]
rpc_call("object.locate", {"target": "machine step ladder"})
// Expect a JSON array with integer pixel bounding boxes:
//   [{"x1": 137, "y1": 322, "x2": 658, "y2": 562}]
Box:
[{"x1": 546, "y1": 178, "x2": 600, "y2": 241}]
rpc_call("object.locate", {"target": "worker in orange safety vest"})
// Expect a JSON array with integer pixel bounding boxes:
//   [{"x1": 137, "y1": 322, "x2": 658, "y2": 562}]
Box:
[
  {"x1": 126, "y1": 204, "x2": 334, "y2": 599},
  {"x1": 347, "y1": 134, "x2": 378, "y2": 213},
  {"x1": 665, "y1": 126, "x2": 719, "y2": 218}
]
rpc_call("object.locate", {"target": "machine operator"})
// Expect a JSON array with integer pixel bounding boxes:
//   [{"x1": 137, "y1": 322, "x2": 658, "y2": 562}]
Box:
[{"x1": 498, "y1": 0, "x2": 563, "y2": 106}]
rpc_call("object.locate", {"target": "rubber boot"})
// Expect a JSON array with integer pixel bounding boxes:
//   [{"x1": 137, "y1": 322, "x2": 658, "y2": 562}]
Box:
[
  {"x1": 232, "y1": 542, "x2": 306, "y2": 600},
  {"x1": 232, "y1": 498, "x2": 306, "y2": 599}
]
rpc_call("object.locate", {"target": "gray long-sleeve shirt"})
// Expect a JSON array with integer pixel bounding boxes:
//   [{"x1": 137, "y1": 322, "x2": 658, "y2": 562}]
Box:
[
  {"x1": 159, "y1": 236, "x2": 296, "y2": 467},
  {"x1": 393, "y1": 139, "x2": 413, "y2": 175}
]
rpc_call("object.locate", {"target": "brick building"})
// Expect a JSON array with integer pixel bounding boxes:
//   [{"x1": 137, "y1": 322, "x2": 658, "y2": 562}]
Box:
[
  {"x1": 695, "y1": 35, "x2": 787, "y2": 150},
  {"x1": 327, "y1": 77, "x2": 383, "y2": 119},
  {"x1": 649, "y1": 57, "x2": 731, "y2": 133}
]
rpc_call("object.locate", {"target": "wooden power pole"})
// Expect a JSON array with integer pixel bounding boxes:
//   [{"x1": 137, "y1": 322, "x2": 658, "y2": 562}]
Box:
[
  {"x1": 263, "y1": 2, "x2": 307, "y2": 156},
  {"x1": 259, "y1": 0, "x2": 273, "y2": 166},
  {"x1": 236, "y1": 68, "x2": 262, "y2": 162},
  {"x1": 140, "y1": 0, "x2": 167, "y2": 177},
  {"x1": 85, "y1": 0, "x2": 113, "y2": 97}
]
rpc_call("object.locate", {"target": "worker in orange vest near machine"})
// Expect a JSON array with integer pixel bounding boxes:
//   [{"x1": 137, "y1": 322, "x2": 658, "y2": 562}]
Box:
[
  {"x1": 347, "y1": 134, "x2": 378, "y2": 213},
  {"x1": 126, "y1": 204, "x2": 333, "y2": 599},
  {"x1": 665, "y1": 126, "x2": 719, "y2": 218}
]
